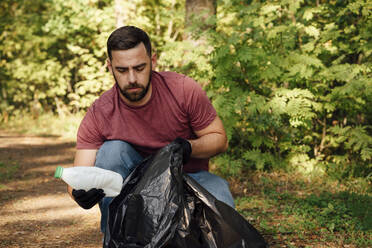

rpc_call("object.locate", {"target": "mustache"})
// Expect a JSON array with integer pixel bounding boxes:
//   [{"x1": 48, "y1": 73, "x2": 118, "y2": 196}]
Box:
[{"x1": 124, "y1": 83, "x2": 144, "y2": 90}]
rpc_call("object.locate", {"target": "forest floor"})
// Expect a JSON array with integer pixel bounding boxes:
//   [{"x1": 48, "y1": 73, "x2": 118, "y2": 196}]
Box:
[
  {"x1": 0, "y1": 130, "x2": 102, "y2": 247},
  {"x1": 0, "y1": 129, "x2": 370, "y2": 248}
]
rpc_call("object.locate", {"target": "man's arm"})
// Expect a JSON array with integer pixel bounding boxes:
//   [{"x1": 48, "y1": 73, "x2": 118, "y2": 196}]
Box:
[
  {"x1": 67, "y1": 149, "x2": 98, "y2": 198},
  {"x1": 188, "y1": 116, "x2": 228, "y2": 159}
]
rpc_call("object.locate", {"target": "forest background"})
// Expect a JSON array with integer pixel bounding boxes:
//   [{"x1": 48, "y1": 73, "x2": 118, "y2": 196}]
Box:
[{"x1": 0, "y1": 0, "x2": 371, "y2": 247}]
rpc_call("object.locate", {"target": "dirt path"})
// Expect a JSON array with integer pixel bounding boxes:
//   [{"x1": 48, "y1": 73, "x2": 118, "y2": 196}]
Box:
[{"x1": 0, "y1": 131, "x2": 102, "y2": 248}]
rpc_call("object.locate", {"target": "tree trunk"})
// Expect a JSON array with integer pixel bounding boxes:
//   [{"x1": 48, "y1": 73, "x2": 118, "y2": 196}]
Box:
[
  {"x1": 115, "y1": 0, "x2": 125, "y2": 28},
  {"x1": 185, "y1": 0, "x2": 216, "y2": 40},
  {"x1": 114, "y1": 0, "x2": 136, "y2": 28}
]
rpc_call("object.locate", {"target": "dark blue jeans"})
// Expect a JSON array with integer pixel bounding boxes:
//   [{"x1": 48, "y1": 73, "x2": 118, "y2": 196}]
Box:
[{"x1": 95, "y1": 140, "x2": 235, "y2": 234}]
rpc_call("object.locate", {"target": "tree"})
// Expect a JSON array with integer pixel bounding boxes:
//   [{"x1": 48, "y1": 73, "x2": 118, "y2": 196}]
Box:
[
  {"x1": 114, "y1": 0, "x2": 136, "y2": 28},
  {"x1": 207, "y1": 0, "x2": 372, "y2": 179},
  {"x1": 185, "y1": 0, "x2": 216, "y2": 38},
  {"x1": 0, "y1": 0, "x2": 116, "y2": 118}
]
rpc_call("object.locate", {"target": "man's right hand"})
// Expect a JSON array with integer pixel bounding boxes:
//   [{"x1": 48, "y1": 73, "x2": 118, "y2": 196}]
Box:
[{"x1": 72, "y1": 188, "x2": 105, "y2": 209}]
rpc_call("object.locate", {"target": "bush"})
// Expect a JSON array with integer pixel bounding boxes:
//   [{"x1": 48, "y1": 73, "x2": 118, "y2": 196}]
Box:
[{"x1": 206, "y1": 0, "x2": 372, "y2": 179}]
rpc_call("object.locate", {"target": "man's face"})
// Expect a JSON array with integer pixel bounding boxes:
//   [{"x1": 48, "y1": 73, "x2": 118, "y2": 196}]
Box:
[{"x1": 108, "y1": 43, "x2": 156, "y2": 106}]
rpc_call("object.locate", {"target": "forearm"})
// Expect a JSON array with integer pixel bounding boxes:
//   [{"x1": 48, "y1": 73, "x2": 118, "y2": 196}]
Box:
[
  {"x1": 68, "y1": 185, "x2": 73, "y2": 198},
  {"x1": 68, "y1": 149, "x2": 98, "y2": 199},
  {"x1": 188, "y1": 132, "x2": 228, "y2": 159}
]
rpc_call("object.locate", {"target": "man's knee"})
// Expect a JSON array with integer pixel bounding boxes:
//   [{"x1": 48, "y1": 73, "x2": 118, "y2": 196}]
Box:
[
  {"x1": 212, "y1": 174, "x2": 230, "y2": 188},
  {"x1": 211, "y1": 177, "x2": 235, "y2": 208},
  {"x1": 188, "y1": 171, "x2": 235, "y2": 208},
  {"x1": 95, "y1": 140, "x2": 142, "y2": 177}
]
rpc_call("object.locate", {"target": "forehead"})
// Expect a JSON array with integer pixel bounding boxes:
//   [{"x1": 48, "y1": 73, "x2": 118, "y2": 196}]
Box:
[{"x1": 111, "y1": 43, "x2": 150, "y2": 66}]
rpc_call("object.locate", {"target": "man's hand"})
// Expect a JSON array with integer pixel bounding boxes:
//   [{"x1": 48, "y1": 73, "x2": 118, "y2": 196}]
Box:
[
  {"x1": 72, "y1": 188, "x2": 105, "y2": 209},
  {"x1": 173, "y1": 137, "x2": 192, "y2": 164}
]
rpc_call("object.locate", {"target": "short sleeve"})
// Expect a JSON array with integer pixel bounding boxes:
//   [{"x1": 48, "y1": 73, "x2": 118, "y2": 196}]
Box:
[
  {"x1": 76, "y1": 105, "x2": 104, "y2": 149},
  {"x1": 183, "y1": 76, "x2": 217, "y2": 131}
]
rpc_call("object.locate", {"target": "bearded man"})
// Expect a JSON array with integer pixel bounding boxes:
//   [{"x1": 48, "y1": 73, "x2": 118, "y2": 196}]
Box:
[{"x1": 68, "y1": 26, "x2": 235, "y2": 235}]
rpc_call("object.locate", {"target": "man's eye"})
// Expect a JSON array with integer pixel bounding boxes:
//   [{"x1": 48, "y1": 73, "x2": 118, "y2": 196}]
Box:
[
  {"x1": 136, "y1": 66, "x2": 145, "y2": 72},
  {"x1": 117, "y1": 68, "x2": 127, "y2": 73}
]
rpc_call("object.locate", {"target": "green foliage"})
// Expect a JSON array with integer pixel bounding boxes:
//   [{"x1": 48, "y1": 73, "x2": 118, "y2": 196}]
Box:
[
  {"x1": 1, "y1": 0, "x2": 371, "y2": 182},
  {"x1": 0, "y1": 0, "x2": 115, "y2": 117},
  {"x1": 0, "y1": 0, "x2": 189, "y2": 119},
  {"x1": 157, "y1": 39, "x2": 214, "y2": 84},
  {"x1": 207, "y1": 0, "x2": 372, "y2": 179},
  {"x1": 234, "y1": 172, "x2": 372, "y2": 246}
]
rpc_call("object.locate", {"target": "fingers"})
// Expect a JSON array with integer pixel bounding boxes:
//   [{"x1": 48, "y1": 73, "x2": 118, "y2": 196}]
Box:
[{"x1": 72, "y1": 188, "x2": 105, "y2": 209}]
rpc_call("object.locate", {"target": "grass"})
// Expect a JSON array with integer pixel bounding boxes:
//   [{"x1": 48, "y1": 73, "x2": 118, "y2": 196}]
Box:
[
  {"x1": 229, "y1": 171, "x2": 372, "y2": 247},
  {"x1": 0, "y1": 112, "x2": 83, "y2": 140},
  {"x1": 0, "y1": 161, "x2": 19, "y2": 187}
]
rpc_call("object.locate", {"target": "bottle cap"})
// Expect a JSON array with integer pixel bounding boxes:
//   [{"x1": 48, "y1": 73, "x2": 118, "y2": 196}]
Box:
[{"x1": 54, "y1": 166, "x2": 64, "y2": 178}]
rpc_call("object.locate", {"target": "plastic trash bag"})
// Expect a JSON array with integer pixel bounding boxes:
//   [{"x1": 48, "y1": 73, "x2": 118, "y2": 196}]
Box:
[{"x1": 103, "y1": 142, "x2": 268, "y2": 248}]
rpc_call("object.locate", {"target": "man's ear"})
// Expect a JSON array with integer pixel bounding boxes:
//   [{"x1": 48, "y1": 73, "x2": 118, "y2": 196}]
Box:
[
  {"x1": 107, "y1": 58, "x2": 113, "y2": 73},
  {"x1": 151, "y1": 53, "x2": 157, "y2": 69}
]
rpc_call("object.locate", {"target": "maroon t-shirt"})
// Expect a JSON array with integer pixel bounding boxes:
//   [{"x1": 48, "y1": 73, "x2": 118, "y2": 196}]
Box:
[{"x1": 76, "y1": 71, "x2": 217, "y2": 172}]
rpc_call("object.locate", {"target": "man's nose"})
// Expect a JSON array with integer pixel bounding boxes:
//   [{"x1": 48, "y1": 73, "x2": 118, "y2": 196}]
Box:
[{"x1": 128, "y1": 69, "x2": 136, "y2": 83}]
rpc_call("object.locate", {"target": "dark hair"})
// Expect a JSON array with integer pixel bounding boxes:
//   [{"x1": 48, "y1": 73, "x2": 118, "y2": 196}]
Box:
[{"x1": 107, "y1": 26, "x2": 152, "y2": 60}]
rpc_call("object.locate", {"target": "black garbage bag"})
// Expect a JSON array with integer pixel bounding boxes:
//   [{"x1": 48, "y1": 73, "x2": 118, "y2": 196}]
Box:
[{"x1": 103, "y1": 142, "x2": 268, "y2": 248}]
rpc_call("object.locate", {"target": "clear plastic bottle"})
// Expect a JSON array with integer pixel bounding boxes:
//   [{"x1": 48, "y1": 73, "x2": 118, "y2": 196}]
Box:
[{"x1": 54, "y1": 166, "x2": 123, "y2": 197}]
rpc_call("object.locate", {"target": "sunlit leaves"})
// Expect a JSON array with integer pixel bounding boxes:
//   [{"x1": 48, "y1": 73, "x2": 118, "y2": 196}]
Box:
[
  {"x1": 270, "y1": 88, "x2": 318, "y2": 128},
  {"x1": 0, "y1": 0, "x2": 115, "y2": 115},
  {"x1": 304, "y1": 25, "x2": 320, "y2": 39},
  {"x1": 208, "y1": 0, "x2": 371, "y2": 178},
  {"x1": 0, "y1": 0, "x2": 371, "y2": 180}
]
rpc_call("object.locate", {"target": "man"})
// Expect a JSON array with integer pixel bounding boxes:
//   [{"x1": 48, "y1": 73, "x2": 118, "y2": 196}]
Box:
[{"x1": 67, "y1": 26, "x2": 235, "y2": 234}]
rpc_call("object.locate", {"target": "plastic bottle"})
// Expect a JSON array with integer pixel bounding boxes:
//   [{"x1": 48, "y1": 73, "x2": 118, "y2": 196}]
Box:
[{"x1": 54, "y1": 166, "x2": 123, "y2": 197}]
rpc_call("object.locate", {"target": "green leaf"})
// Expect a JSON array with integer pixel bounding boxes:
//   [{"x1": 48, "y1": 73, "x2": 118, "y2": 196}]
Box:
[{"x1": 304, "y1": 25, "x2": 320, "y2": 38}]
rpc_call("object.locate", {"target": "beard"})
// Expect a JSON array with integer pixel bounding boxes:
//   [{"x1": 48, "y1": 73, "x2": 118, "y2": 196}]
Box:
[{"x1": 113, "y1": 70, "x2": 152, "y2": 102}]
